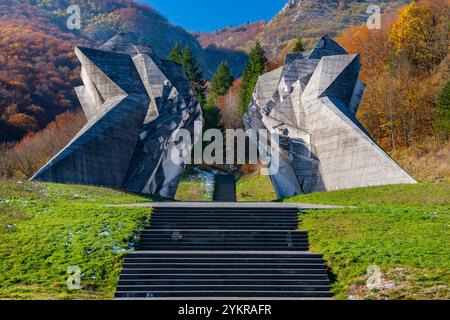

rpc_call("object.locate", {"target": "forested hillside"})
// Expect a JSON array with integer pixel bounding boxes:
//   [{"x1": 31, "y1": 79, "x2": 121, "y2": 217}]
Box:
[
  {"x1": 335, "y1": 0, "x2": 449, "y2": 181},
  {"x1": 195, "y1": 21, "x2": 266, "y2": 51},
  {"x1": 259, "y1": 0, "x2": 410, "y2": 57},
  {"x1": 196, "y1": 0, "x2": 410, "y2": 57},
  {"x1": 0, "y1": 0, "x2": 247, "y2": 143}
]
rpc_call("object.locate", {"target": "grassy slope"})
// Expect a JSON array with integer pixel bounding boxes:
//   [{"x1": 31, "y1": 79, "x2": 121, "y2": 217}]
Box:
[
  {"x1": 0, "y1": 180, "x2": 155, "y2": 300},
  {"x1": 285, "y1": 183, "x2": 450, "y2": 300},
  {"x1": 236, "y1": 174, "x2": 278, "y2": 202},
  {"x1": 175, "y1": 167, "x2": 214, "y2": 201}
]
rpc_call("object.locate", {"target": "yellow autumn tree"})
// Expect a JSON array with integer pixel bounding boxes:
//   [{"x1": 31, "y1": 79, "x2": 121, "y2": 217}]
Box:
[{"x1": 389, "y1": 1, "x2": 448, "y2": 71}]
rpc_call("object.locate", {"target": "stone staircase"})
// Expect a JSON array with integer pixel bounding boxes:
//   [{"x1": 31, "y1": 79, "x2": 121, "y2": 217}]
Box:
[
  {"x1": 213, "y1": 175, "x2": 236, "y2": 202},
  {"x1": 115, "y1": 206, "x2": 333, "y2": 299}
]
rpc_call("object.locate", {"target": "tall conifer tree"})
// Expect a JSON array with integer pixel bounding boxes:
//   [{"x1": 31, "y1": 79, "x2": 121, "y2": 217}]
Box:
[
  {"x1": 239, "y1": 41, "x2": 267, "y2": 115},
  {"x1": 168, "y1": 42, "x2": 183, "y2": 64},
  {"x1": 210, "y1": 61, "x2": 234, "y2": 97},
  {"x1": 182, "y1": 46, "x2": 206, "y2": 106}
]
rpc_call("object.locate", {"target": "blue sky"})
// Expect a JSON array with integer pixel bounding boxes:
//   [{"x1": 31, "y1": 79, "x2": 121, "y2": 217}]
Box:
[{"x1": 142, "y1": 0, "x2": 286, "y2": 32}]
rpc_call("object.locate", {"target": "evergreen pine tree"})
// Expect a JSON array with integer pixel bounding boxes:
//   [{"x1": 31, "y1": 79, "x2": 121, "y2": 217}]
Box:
[
  {"x1": 239, "y1": 41, "x2": 268, "y2": 115},
  {"x1": 292, "y1": 36, "x2": 305, "y2": 53},
  {"x1": 436, "y1": 81, "x2": 450, "y2": 137},
  {"x1": 182, "y1": 46, "x2": 205, "y2": 85},
  {"x1": 210, "y1": 61, "x2": 234, "y2": 97},
  {"x1": 168, "y1": 42, "x2": 183, "y2": 64},
  {"x1": 203, "y1": 61, "x2": 233, "y2": 131},
  {"x1": 169, "y1": 45, "x2": 223, "y2": 130},
  {"x1": 181, "y1": 46, "x2": 206, "y2": 106},
  {"x1": 203, "y1": 104, "x2": 224, "y2": 131}
]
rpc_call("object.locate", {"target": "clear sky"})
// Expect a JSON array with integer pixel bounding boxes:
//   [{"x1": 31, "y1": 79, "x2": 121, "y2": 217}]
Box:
[{"x1": 142, "y1": 0, "x2": 287, "y2": 32}]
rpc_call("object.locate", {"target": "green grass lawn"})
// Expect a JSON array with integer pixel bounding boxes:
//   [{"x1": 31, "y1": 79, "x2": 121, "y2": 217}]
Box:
[
  {"x1": 236, "y1": 174, "x2": 278, "y2": 202},
  {"x1": 175, "y1": 166, "x2": 215, "y2": 201},
  {"x1": 285, "y1": 183, "x2": 450, "y2": 300},
  {"x1": 0, "y1": 180, "x2": 155, "y2": 300}
]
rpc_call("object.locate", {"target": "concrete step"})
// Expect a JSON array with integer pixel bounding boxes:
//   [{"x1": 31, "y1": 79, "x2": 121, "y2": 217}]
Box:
[
  {"x1": 116, "y1": 285, "x2": 332, "y2": 292},
  {"x1": 117, "y1": 279, "x2": 331, "y2": 286},
  {"x1": 150, "y1": 213, "x2": 299, "y2": 217},
  {"x1": 124, "y1": 252, "x2": 323, "y2": 259},
  {"x1": 139, "y1": 231, "x2": 308, "y2": 236},
  {"x1": 149, "y1": 225, "x2": 300, "y2": 231},
  {"x1": 137, "y1": 239, "x2": 309, "y2": 244},
  {"x1": 119, "y1": 274, "x2": 331, "y2": 281},
  {"x1": 138, "y1": 239, "x2": 309, "y2": 243},
  {"x1": 152, "y1": 209, "x2": 300, "y2": 214},
  {"x1": 120, "y1": 268, "x2": 328, "y2": 275},
  {"x1": 115, "y1": 291, "x2": 334, "y2": 298},
  {"x1": 122, "y1": 263, "x2": 324, "y2": 270},
  {"x1": 151, "y1": 215, "x2": 298, "y2": 223},
  {"x1": 148, "y1": 227, "x2": 300, "y2": 231},
  {"x1": 138, "y1": 236, "x2": 308, "y2": 241},
  {"x1": 138, "y1": 242, "x2": 309, "y2": 251},
  {"x1": 125, "y1": 255, "x2": 323, "y2": 265}
]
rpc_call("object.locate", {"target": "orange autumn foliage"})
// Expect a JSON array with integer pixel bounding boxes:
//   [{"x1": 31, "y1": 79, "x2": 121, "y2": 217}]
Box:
[
  {"x1": 0, "y1": 16, "x2": 83, "y2": 142},
  {"x1": 0, "y1": 111, "x2": 86, "y2": 179},
  {"x1": 336, "y1": 0, "x2": 449, "y2": 150}
]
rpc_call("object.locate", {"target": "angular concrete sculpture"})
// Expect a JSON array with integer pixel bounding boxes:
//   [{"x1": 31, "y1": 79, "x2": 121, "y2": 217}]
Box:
[
  {"x1": 244, "y1": 36, "x2": 416, "y2": 199},
  {"x1": 31, "y1": 33, "x2": 203, "y2": 199}
]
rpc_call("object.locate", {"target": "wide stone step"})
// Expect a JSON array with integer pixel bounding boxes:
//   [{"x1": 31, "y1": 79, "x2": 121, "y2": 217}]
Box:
[
  {"x1": 116, "y1": 284, "x2": 331, "y2": 292},
  {"x1": 139, "y1": 230, "x2": 308, "y2": 235},
  {"x1": 124, "y1": 257, "x2": 321, "y2": 264},
  {"x1": 149, "y1": 222, "x2": 299, "y2": 226},
  {"x1": 119, "y1": 274, "x2": 331, "y2": 281},
  {"x1": 133, "y1": 244, "x2": 310, "y2": 251},
  {"x1": 117, "y1": 279, "x2": 331, "y2": 286},
  {"x1": 149, "y1": 228, "x2": 300, "y2": 231},
  {"x1": 120, "y1": 268, "x2": 327, "y2": 275},
  {"x1": 150, "y1": 213, "x2": 299, "y2": 217},
  {"x1": 122, "y1": 263, "x2": 323, "y2": 270},
  {"x1": 152, "y1": 210, "x2": 299, "y2": 214},
  {"x1": 138, "y1": 239, "x2": 309, "y2": 244},
  {"x1": 115, "y1": 291, "x2": 334, "y2": 298},
  {"x1": 139, "y1": 235, "x2": 308, "y2": 240},
  {"x1": 149, "y1": 218, "x2": 299, "y2": 222},
  {"x1": 149, "y1": 226, "x2": 299, "y2": 231},
  {"x1": 139, "y1": 230, "x2": 307, "y2": 235},
  {"x1": 124, "y1": 252, "x2": 322, "y2": 259},
  {"x1": 137, "y1": 239, "x2": 309, "y2": 244}
]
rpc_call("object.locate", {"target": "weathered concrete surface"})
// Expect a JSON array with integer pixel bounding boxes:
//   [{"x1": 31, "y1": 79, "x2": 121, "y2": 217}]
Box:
[
  {"x1": 31, "y1": 33, "x2": 203, "y2": 199},
  {"x1": 244, "y1": 35, "x2": 416, "y2": 199}
]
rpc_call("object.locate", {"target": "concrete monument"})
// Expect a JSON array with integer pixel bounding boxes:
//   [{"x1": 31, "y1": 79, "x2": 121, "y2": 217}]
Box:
[
  {"x1": 244, "y1": 36, "x2": 416, "y2": 198},
  {"x1": 31, "y1": 33, "x2": 203, "y2": 198}
]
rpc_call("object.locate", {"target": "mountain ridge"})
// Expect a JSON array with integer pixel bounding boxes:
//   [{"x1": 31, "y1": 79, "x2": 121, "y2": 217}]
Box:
[{"x1": 195, "y1": 0, "x2": 410, "y2": 56}]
